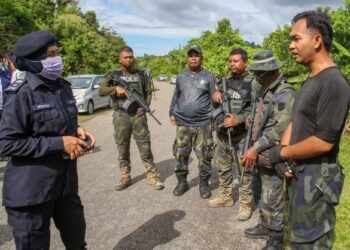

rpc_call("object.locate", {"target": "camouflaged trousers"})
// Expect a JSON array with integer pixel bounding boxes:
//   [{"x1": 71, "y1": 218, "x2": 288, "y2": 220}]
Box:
[
  {"x1": 113, "y1": 110, "x2": 156, "y2": 173},
  {"x1": 212, "y1": 134, "x2": 252, "y2": 203},
  {"x1": 257, "y1": 165, "x2": 285, "y2": 232},
  {"x1": 173, "y1": 125, "x2": 213, "y2": 177},
  {"x1": 288, "y1": 161, "x2": 344, "y2": 247}
]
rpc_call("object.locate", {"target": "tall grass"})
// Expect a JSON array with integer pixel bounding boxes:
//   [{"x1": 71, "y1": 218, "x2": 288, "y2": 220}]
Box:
[{"x1": 334, "y1": 133, "x2": 350, "y2": 249}]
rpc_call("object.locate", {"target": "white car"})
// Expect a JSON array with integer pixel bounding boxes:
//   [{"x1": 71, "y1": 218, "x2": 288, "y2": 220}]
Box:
[
  {"x1": 157, "y1": 74, "x2": 167, "y2": 81},
  {"x1": 67, "y1": 75, "x2": 113, "y2": 115}
]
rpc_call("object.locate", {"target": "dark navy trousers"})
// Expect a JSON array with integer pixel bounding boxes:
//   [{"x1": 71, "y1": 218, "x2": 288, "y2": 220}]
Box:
[{"x1": 6, "y1": 194, "x2": 86, "y2": 250}]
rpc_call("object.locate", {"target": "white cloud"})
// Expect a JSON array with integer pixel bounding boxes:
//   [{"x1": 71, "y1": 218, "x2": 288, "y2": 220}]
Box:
[{"x1": 78, "y1": 0, "x2": 344, "y2": 54}]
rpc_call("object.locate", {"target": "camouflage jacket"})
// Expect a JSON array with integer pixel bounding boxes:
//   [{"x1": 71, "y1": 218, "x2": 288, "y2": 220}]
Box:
[
  {"x1": 99, "y1": 67, "x2": 153, "y2": 109},
  {"x1": 252, "y1": 74, "x2": 295, "y2": 153}
]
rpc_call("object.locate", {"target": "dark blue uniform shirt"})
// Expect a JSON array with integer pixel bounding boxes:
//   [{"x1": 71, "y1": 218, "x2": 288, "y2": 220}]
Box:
[{"x1": 0, "y1": 72, "x2": 79, "y2": 207}]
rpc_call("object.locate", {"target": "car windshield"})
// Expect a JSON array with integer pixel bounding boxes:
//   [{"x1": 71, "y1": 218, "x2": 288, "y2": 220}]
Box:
[{"x1": 68, "y1": 77, "x2": 92, "y2": 89}]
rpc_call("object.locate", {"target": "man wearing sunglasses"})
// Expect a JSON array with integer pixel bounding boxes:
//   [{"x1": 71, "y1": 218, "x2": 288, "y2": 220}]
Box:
[{"x1": 242, "y1": 50, "x2": 295, "y2": 249}]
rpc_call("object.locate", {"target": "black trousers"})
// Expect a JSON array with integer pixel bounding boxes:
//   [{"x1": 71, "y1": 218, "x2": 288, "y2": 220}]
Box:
[{"x1": 6, "y1": 194, "x2": 86, "y2": 250}]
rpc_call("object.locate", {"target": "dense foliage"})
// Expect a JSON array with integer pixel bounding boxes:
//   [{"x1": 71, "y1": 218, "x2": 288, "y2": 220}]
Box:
[
  {"x1": 0, "y1": 0, "x2": 125, "y2": 76},
  {"x1": 137, "y1": 18, "x2": 261, "y2": 79}
]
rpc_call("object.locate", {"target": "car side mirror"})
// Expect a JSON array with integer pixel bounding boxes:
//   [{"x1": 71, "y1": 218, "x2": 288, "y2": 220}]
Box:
[{"x1": 93, "y1": 84, "x2": 100, "y2": 89}]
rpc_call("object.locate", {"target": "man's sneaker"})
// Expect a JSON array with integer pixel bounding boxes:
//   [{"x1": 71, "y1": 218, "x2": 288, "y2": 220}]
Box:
[
  {"x1": 208, "y1": 195, "x2": 234, "y2": 207},
  {"x1": 244, "y1": 224, "x2": 270, "y2": 240}
]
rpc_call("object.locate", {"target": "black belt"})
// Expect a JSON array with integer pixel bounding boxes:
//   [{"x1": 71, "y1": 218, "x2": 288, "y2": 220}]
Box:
[{"x1": 297, "y1": 157, "x2": 337, "y2": 165}]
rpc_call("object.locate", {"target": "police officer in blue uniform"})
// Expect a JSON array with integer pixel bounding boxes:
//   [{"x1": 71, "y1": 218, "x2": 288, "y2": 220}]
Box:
[{"x1": 0, "y1": 30, "x2": 95, "y2": 250}]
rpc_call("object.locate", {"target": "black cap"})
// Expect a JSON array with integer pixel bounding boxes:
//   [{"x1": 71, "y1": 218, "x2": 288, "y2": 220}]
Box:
[
  {"x1": 187, "y1": 45, "x2": 202, "y2": 55},
  {"x1": 14, "y1": 30, "x2": 56, "y2": 59}
]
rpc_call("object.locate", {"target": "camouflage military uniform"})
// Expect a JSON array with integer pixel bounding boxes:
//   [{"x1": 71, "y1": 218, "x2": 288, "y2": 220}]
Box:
[
  {"x1": 209, "y1": 74, "x2": 255, "y2": 216},
  {"x1": 99, "y1": 67, "x2": 163, "y2": 190},
  {"x1": 252, "y1": 75, "x2": 295, "y2": 232},
  {"x1": 174, "y1": 125, "x2": 213, "y2": 177}
]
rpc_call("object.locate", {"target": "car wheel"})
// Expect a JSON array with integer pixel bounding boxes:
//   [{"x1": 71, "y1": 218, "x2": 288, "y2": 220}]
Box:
[
  {"x1": 108, "y1": 97, "x2": 113, "y2": 108},
  {"x1": 87, "y1": 100, "x2": 94, "y2": 115}
]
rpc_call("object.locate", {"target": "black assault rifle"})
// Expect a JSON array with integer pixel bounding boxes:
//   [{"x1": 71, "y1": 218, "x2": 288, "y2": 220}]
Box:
[
  {"x1": 111, "y1": 73, "x2": 161, "y2": 125},
  {"x1": 221, "y1": 77, "x2": 243, "y2": 186},
  {"x1": 241, "y1": 95, "x2": 258, "y2": 183}
]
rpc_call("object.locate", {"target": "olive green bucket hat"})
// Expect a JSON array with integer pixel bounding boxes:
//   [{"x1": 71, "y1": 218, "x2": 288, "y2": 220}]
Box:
[{"x1": 248, "y1": 50, "x2": 284, "y2": 71}]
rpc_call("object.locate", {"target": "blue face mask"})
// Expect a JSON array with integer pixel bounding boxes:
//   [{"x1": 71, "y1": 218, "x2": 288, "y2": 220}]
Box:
[{"x1": 39, "y1": 56, "x2": 64, "y2": 80}]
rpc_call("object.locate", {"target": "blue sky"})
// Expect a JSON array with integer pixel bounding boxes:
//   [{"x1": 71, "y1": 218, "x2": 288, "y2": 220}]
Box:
[{"x1": 78, "y1": 0, "x2": 344, "y2": 56}]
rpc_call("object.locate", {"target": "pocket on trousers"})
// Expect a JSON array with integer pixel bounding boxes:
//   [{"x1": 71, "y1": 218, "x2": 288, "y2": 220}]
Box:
[
  {"x1": 321, "y1": 163, "x2": 345, "y2": 206},
  {"x1": 172, "y1": 139, "x2": 177, "y2": 156},
  {"x1": 7, "y1": 209, "x2": 43, "y2": 231}
]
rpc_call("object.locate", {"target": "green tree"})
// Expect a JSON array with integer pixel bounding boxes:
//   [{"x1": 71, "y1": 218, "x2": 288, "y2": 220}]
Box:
[
  {"x1": 0, "y1": 0, "x2": 36, "y2": 51},
  {"x1": 137, "y1": 18, "x2": 260, "y2": 78},
  {"x1": 263, "y1": 25, "x2": 307, "y2": 82}
]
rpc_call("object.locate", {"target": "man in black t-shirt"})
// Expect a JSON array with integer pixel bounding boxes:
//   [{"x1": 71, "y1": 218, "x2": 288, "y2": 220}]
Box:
[{"x1": 269, "y1": 11, "x2": 350, "y2": 249}]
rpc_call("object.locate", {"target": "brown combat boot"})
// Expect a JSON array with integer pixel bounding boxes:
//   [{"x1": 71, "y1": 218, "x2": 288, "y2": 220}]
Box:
[
  {"x1": 115, "y1": 174, "x2": 132, "y2": 191},
  {"x1": 115, "y1": 166, "x2": 132, "y2": 191},
  {"x1": 208, "y1": 194, "x2": 234, "y2": 207},
  {"x1": 146, "y1": 172, "x2": 164, "y2": 190},
  {"x1": 208, "y1": 186, "x2": 233, "y2": 207},
  {"x1": 237, "y1": 204, "x2": 252, "y2": 221}
]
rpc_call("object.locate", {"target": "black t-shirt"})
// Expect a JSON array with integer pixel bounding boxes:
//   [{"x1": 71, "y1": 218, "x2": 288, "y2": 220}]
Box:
[{"x1": 291, "y1": 66, "x2": 350, "y2": 160}]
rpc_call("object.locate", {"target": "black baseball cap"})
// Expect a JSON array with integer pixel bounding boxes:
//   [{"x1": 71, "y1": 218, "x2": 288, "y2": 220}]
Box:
[{"x1": 187, "y1": 45, "x2": 202, "y2": 55}]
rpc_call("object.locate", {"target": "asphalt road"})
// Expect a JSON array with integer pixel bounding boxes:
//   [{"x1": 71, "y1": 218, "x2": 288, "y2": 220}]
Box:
[{"x1": 0, "y1": 81, "x2": 264, "y2": 250}]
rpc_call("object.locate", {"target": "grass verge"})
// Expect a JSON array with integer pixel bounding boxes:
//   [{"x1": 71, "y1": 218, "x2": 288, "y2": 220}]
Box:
[{"x1": 334, "y1": 133, "x2": 350, "y2": 249}]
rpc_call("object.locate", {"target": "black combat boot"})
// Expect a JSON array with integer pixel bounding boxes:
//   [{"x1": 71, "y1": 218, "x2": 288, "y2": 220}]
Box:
[
  {"x1": 262, "y1": 231, "x2": 284, "y2": 250},
  {"x1": 173, "y1": 173, "x2": 189, "y2": 196},
  {"x1": 244, "y1": 224, "x2": 270, "y2": 240},
  {"x1": 199, "y1": 176, "x2": 211, "y2": 199}
]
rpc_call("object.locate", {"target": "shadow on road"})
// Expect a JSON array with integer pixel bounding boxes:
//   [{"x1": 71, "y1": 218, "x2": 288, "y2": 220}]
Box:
[
  {"x1": 0, "y1": 224, "x2": 13, "y2": 246},
  {"x1": 113, "y1": 209, "x2": 185, "y2": 250}
]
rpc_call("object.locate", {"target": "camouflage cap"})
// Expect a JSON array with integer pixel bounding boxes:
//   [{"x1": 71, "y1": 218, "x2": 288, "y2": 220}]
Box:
[
  {"x1": 187, "y1": 45, "x2": 202, "y2": 55},
  {"x1": 248, "y1": 50, "x2": 283, "y2": 71}
]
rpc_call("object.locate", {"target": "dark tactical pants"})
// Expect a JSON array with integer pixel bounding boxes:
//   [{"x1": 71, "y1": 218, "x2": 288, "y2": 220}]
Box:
[
  {"x1": 173, "y1": 125, "x2": 213, "y2": 177},
  {"x1": 291, "y1": 232, "x2": 333, "y2": 250},
  {"x1": 212, "y1": 135, "x2": 252, "y2": 202},
  {"x1": 6, "y1": 194, "x2": 86, "y2": 250},
  {"x1": 257, "y1": 165, "x2": 284, "y2": 231},
  {"x1": 113, "y1": 110, "x2": 156, "y2": 175},
  {"x1": 288, "y1": 161, "x2": 344, "y2": 248}
]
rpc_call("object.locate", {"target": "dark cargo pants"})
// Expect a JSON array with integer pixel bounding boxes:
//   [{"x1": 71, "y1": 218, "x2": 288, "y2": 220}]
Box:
[{"x1": 6, "y1": 194, "x2": 86, "y2": 250}]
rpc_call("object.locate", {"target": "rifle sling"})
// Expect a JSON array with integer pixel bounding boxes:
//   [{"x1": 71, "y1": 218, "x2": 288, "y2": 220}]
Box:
[{"x1": 256, "y1": 94, "x2": 274, "y2": 139}]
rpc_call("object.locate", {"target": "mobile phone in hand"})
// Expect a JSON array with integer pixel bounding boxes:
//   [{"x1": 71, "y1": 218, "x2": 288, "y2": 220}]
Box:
[{"x1": 83, "y1": 136, "x2": 94, "y2": 152}]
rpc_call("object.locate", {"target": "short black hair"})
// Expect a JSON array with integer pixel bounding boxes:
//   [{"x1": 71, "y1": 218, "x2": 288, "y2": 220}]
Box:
[
  {"x1": 292, "y1": 11, "x2": 333, "y2": 51},
  {"x1": 229, "y1": 48, "x2": 248, "y2": 61},
  {"x1": 119, "y1": 46, "x2": 133, "y2": 54}
]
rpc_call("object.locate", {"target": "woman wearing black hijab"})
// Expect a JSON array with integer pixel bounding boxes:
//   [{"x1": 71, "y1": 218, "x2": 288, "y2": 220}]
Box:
[{"x1": 0, "y1": 30, "x2": 95, "y2": 250}]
